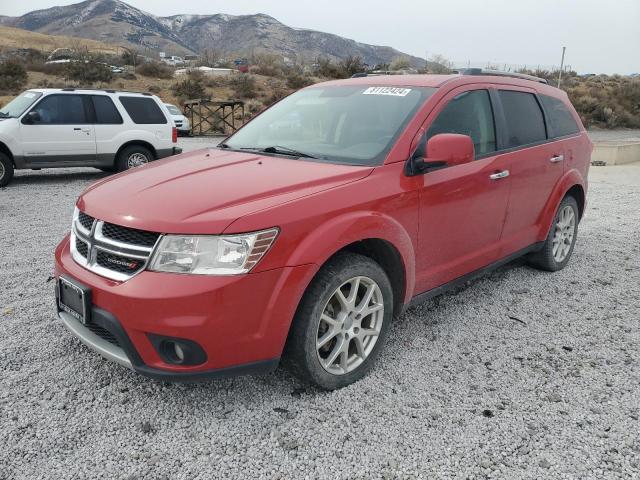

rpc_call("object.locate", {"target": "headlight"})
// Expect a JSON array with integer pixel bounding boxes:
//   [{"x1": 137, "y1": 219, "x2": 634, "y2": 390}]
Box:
[{"x1": 148, "y1": 228, "x2": 279, "y2": 275}]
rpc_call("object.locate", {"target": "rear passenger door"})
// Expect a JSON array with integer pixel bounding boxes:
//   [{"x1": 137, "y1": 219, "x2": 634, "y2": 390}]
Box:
[
  {"x1": 19, "y1": 94, "x2": 96, "y2": 165},
  {"x1": 89, "y1": 95, "x2": 124, "y2": 165},
  {"x1": 496, "y1": 88, "x2": 565, "y2": 254}
]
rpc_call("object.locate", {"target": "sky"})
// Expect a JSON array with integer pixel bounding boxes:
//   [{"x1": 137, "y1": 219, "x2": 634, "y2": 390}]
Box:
[{"x1": 2, "y1": 0, "x2": 639, "y2": 74}]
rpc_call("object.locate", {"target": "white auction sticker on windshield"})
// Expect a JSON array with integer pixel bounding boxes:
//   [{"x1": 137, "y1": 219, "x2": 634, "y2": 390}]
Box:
[
  {"x1": 24, "y1": 93, "x2": 36, "y2": 98},
  {"x1": 362, "y1": 87, "x2": 412, "y2": 97}
]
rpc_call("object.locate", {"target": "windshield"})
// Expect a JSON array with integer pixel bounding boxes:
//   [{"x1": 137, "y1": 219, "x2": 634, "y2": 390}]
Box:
[
  {"x1": 224, "y1": 85, "x2": 436, "y2": 165},
  {"x1": 165, "y1": 104, "x2": 182, "y2": 115},
  {"x1": 0, "y1": 91, "x2": 43, "y2": 118}
]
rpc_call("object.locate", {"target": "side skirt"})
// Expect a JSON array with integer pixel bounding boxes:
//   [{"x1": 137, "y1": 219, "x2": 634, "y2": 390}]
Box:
[{"x1": 406, "y1": 242, "x2": 544, "y2": 310}]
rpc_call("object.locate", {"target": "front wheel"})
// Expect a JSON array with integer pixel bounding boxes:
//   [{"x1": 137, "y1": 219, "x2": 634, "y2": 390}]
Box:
[
  {"x1": 528, "y1": 195, "x2": 579, "y2": 271},
  {"x1": 284, "y1": 252, "x2": 394, "y2": 390},
  {"x1": 0, "y1": 152, "x2": 14, "y2": 187}
]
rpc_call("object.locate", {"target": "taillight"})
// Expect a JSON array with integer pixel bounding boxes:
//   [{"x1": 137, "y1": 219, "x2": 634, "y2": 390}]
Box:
[{"x1": 172, "y1": 127, "x2": 177, "y2": 143}]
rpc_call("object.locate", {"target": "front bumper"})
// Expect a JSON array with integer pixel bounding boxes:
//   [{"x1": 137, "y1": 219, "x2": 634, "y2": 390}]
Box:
[{"x1": 54, "y1": 234, "x2": 316, "y2": 380}]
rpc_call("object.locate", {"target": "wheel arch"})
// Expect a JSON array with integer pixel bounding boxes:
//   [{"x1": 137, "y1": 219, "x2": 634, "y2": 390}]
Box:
[
  {"x1": 537, "y1": 170, "x2": 587, "y2": 242},
  {"x1": 0, "y1": 141, "x2": 14, "y2": 166},
  {"x1": 115, "y1": 140, "x2": 157, "y2": 161}
]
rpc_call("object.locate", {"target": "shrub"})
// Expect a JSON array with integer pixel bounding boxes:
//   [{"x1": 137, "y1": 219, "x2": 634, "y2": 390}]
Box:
[
  {"x1": 136, "y1": 62, "x2": 174, "y2": 79},
  {"x1": 0, "y1": 61, "x2": 28, "y2": 92},
  {"x1": 251, "y1": 53, "x2": 285, "y2": 77},
  {"x1": 65, "y1": 61, "x2": 113, "y2": 85},
  {"x1": 231, "y1": 74, "x2": 257, "y2": 99},
  {"x1": 26, "y1": 61, "x2": 67, "y2": 76},
  {"x1": 315, "y1": 57, "x2": 348, "y2": 79},
  {"x1": 286, "y1": 73, "x2": 314, "y2": 90},
  {"x1": 339, "y1": 56, "x2": 366, "y2": 77},
  {"x1": 171, "y1": 71, "x2": 208, "y2": 100}
]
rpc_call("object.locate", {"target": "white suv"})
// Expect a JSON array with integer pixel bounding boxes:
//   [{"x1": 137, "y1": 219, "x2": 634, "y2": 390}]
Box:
[{"x1": 0, "y1": 89, "x2": 182, "y2": 187}]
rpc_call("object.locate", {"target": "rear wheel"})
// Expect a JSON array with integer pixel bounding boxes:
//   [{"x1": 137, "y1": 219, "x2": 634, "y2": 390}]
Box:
[
  {"x1": 527, "y1": 195, "x2": 579, "y2": 271},
  {"x1": 0, "y1": 152, "x2": 14, "y2": 187},
  {"x1": 116, "y1": 145, "x2": 153, "y2": 172},
  {"x1": 284, "y1": 252, "x2": 393, "y2": 390}
]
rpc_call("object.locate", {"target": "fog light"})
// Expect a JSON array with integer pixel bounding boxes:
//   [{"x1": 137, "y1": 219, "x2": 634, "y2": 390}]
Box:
[
  {"x1": 173, "y1": 342, "x2": 185, "y2": 362},
  {"x1": 147, "y1": 334, "x2": 207, "y2": 366}
]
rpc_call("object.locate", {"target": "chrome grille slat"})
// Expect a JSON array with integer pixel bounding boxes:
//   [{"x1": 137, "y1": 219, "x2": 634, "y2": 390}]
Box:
[{"x1": 71, "y1": 211, "x2": 161, "y2": 282}]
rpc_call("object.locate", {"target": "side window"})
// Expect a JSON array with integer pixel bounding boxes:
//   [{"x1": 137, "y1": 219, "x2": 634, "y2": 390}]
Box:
[
  {"x1": 29, "y1": 94, "x2": 87, "y2": 124},
  {"x1": 119, "y1": 97, "x2": 167, "y2": 124},
  {"x1": 425, "y1": 89, "x2": 496, "y2": 157},
  {"x1": 92, "y1": 95, "x2": 123, "y2": 124},
  {"x1": 540, "y1": 94, "x2": 580, "y2": 138},
  {"x1": 498, "y1": 90, "x2": 546, "y2": 147}
]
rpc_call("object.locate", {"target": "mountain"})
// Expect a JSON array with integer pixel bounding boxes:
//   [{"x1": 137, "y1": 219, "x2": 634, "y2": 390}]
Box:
[{"x1": 0, "y1": 0, "x2": 425, "y2": 67}]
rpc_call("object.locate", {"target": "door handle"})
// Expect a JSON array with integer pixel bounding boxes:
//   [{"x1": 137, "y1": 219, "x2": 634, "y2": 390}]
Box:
[
  {"x1": 550, "y1": 154, "x2": 564, "y2": 163},
  {"x1": 489, "y1": 170, "x2": 510, "y2": 180},
  {"x1": 81, "y1": 128, "x2": 91, "y2": 133}
]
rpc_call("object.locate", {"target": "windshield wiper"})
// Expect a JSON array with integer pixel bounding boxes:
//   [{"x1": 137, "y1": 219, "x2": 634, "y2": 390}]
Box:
[
  {"x1": 255, "y1": 145, "x2": 318, "y2": 159},
  {"x1": 0, "y1": 112, "x2": 10, "y2": 118}
]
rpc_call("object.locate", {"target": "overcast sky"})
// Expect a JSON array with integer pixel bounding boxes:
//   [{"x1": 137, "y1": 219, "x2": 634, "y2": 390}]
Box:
[{"x1": 3, "y1": 0, "x2": 639, "y2": 74}]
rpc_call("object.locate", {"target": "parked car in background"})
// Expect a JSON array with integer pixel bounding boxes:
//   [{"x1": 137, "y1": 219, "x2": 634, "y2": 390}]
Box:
[
  {"x1": 161, "y1": 55, "x2": 184, "y2": 66},
  {"x1": 164, "y1": 103, "x2": 191, "y2": 136},
  {"x1": 54, "y1": 72, "x2": 591, "y2": 389},
  {"x1": 0, "y1": 89, "x2": 182, "y2": 187}
]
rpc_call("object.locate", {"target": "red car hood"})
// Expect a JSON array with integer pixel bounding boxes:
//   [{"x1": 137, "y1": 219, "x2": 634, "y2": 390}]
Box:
[{"x1": 78, "y1": 148, "x2": 373, "y2": 234}]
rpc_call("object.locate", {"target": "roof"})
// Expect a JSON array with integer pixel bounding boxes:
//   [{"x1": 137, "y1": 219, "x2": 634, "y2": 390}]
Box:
[{"x1": 315, "y1": 73, "x2": 564, "y2": 96}]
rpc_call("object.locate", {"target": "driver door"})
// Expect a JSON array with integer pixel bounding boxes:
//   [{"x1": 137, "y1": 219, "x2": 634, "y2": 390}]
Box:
[
  {"x1": 414, "y1": 87, "x2": 511, "y2": 293},
  {"x1": 20, "y1": 94, "x2": 96, "y2": 166}
]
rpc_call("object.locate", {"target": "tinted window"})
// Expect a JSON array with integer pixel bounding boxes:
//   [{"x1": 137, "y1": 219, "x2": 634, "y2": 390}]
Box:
[
  {"x1": 119, "y1": 97, "x2": 167, "y2": 124},
  {"x1": 426, "y1": 89, "x2": 496, "y2": 156},
  {"x1": 92, "y1": 95, "x2": 123, "y2": 124},
  {"x1": 498, "y1": 91, "x2": 546, "y2": 147},
  {"x1": 540, "y1": 94, "x2": 580, "y2": 137},
  {"x1": 29, "y1": 94, "x2": 87, "y2": 124}
]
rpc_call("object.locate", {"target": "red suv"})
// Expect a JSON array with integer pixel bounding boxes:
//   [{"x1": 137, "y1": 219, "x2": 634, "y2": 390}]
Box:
[{"x1": 54, "y1": 72, "x2": 591, "y2": 389}]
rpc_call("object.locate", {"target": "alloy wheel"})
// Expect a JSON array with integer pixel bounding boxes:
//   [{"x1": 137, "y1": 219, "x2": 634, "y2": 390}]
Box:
[
  {"x1": 316, "y1": 276, "x2": 384, "y2": 375},
  {"x1": 127, "y1": 153, "x2": 149, "y2": 169},
  {"x1": 552, "y1": 205, "x2": 576, "y2": 262},
  {"x1": 0, "y1": 162, "x2": 4, "y2": 181}
]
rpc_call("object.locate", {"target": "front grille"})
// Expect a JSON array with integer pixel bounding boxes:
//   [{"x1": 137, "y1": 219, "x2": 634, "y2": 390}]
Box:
[
  {"x1": 75, "y1": 238, "x2": 88, "y2": 258},
  {"x1": 96, "y1": 250, "x2": 144, "y2": 275},
  {"x1": 85, "y1": 322, "x2": 121, "y2": 347},
  {"x1": 71, "y1": 211, "x2": 161, "y2": 281},
  {"x1": 78, "y1": 212, "x2": 95, "y2": 231},
  {"x1": 102, "y1": 223, "x2": 160, "y2": 248}
]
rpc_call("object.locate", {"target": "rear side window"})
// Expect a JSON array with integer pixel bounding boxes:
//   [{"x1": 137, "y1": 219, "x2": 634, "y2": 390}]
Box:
[
  {"x1": 29, "y1": 94, "x2": 88, "y2": 124},
  {"x1": 426, "y1": 89, "x2": 496, "y2": 156},
  {"x1": 92, "y1": 95, "x2": 123, "y2": 124},
  {"x1": 118, "y1": 97, "x2": 167, "y2": 124},
  {"x1": 540, "y1": 94, "x2": 580, "y2": 137},
  {"x1": 498, "y1": 91, "x2": 546, "y2": 148}
]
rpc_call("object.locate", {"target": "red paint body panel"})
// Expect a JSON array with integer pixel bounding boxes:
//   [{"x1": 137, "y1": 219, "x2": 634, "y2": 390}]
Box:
[{"x1": 54, "y1": 74, "x2": 591, "y2": 376}]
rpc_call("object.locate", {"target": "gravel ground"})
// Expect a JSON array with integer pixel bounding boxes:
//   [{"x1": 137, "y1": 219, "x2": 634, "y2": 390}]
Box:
[{"x1": 1, "y1": 155, "x2": 639, "y2": 479}]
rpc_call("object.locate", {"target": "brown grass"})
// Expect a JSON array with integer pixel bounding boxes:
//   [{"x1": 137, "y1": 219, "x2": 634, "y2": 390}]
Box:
[{"x1": 0, "y1": 26, "x2": 120, "y2": 55}]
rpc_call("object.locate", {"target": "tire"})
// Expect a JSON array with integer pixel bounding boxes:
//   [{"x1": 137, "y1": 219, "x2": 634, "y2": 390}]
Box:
[
  {"x1": 0, "y1": 152, "x2": 14, "y2": 188},
  {"x1": 284, "y1": 252, "x2": 394, "y2": 390},
  {"x1": 527, "y1": 195, "x2": 579, "y2": 272},
  {"x1": 116, "y1": 145, "x2": 153, "y2": 172}
]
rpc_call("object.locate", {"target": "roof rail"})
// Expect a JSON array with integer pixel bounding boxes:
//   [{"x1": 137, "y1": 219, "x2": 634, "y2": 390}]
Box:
[
  {"x1": 454, "y1": 68, "x2": 548, "y2": 84},
  {"x1": 58, "y1": 88, "x2": 152, "y2": 95}
]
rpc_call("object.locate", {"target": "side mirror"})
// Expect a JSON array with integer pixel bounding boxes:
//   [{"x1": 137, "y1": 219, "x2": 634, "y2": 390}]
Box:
[
  {"x1": 23, "y1": 111, "x2": 40, "y2": 124},
  {"x1": 406, "y1": 133, "x2": 475, "y2": 176}
]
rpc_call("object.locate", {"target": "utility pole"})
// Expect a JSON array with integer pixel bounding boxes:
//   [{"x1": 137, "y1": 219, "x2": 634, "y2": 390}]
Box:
[{"x1": 557, "y1": 46, "x2": 566, "y2": 88}]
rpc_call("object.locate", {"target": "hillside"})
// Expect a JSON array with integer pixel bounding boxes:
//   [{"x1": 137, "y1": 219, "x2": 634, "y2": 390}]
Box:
[
  {"x1": 0, "y1": 26, "x2": 119, "y2": 55},
  {"x1": 0, "y1": 0, "x2": 425, "y2": 67}
]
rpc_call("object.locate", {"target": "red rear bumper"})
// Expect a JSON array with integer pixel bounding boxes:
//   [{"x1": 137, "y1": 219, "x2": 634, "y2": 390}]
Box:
[{"x1": 54, "y1": 234, "x2": 316, "y2": 379}]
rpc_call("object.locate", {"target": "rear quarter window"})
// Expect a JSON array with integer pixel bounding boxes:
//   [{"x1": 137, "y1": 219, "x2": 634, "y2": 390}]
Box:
[
  {"x1": 498, "y1": 90, "x2": 547, "y2": 148},
  {"x1": 118, "y1": 97, "x2": 167, "y2": 124},
  {"x1": 540, "y1": 94, "x2": 580, "y2": 137}
]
